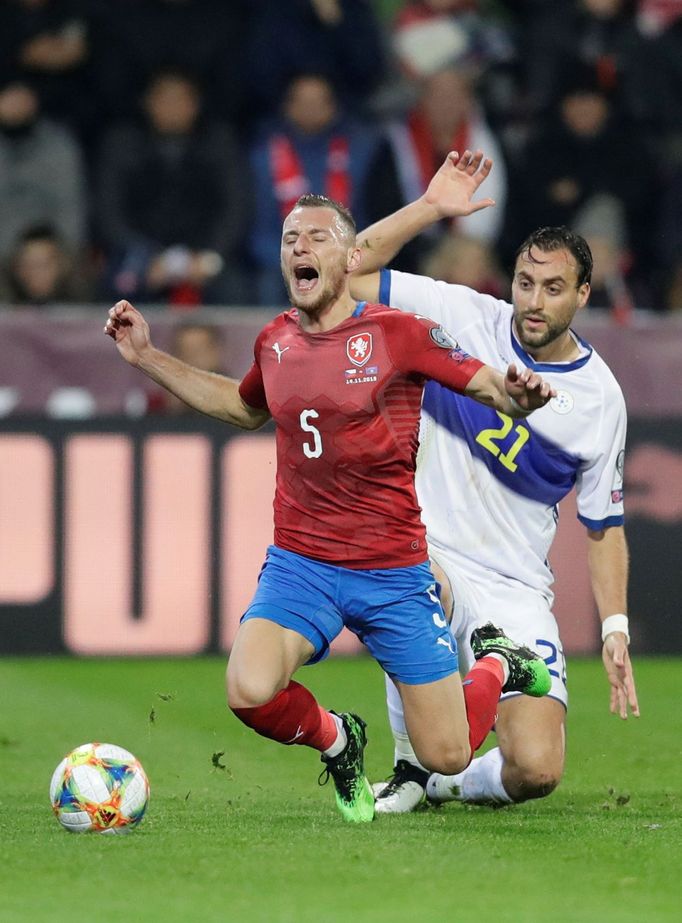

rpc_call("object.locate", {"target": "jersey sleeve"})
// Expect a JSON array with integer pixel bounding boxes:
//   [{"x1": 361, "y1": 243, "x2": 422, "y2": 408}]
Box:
[
  {"x1": 237, "y1": 328, "x2": 269, "y2": 410},
  {"x1": 382, "y1": 311, "x2": 484, "y2": 394},
  {"x1": 575, "y1": 385, "x2": 626, "y2": 530},
  {"x1": 379, "y1": 268, "x2": 504, "y2": 329}
]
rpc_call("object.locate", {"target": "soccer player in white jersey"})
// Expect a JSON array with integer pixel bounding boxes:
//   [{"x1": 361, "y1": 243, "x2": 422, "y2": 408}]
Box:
[{"x1": 349, "y1": 150, "x2": 640, "y2": 812}]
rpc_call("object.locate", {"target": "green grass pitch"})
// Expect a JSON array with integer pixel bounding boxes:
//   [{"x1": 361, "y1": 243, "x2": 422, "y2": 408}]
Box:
[{"x1": 1, "y1": 655, "x2": 680, "y2": 923}]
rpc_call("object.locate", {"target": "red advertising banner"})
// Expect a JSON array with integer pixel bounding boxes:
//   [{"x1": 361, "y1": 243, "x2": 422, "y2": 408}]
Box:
[{"x1": 0, "y1": 420, "x2": 365, "y2": 657}]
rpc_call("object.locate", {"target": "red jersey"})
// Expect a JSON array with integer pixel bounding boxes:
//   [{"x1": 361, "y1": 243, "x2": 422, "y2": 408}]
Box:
[{"x1": 239, "y1": 302, "x2": 483, "y2": 569}]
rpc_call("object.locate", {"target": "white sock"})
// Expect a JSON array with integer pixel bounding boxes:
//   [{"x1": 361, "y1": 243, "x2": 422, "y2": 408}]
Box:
[
  {"x1": 485, "y1": 652, "x2": 509, "y2": 685},
  {"x1": 392, "y1": 731, "x2": 428, "y2": 772},
  {"x1": 322, "y1": 713, "x2": 347, "y2": 758},
  {"x1": 427, "y1": 747, "x2": 514, "y2": 805},
  {"x1": 385, "y1": 675, "x2": 427, "y2": 772}
]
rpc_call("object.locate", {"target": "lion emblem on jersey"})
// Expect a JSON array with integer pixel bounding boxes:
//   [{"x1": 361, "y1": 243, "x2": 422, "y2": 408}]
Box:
[{"x1": 347, "y1": 333, "x2": 373, "y2": 367}]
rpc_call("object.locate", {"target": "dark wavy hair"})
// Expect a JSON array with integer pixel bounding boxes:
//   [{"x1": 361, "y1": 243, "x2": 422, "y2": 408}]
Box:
[{"x1": 515, "y1": 227, "x2": 593, "y2": 287}]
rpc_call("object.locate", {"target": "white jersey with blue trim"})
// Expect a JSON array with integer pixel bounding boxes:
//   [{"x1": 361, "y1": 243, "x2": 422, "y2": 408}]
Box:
[{"x1": 379, "y1": 269, "x2": 627, "y2": 599}]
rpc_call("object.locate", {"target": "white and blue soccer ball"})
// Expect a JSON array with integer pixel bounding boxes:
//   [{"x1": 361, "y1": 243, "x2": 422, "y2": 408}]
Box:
[{"x1": 50, "y1": 743, "x2": 150, "y2": 834}]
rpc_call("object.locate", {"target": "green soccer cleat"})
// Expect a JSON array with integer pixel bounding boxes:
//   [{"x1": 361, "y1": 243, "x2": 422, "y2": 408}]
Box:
[
  {"x1": 470, "y1": 623, "x2": 552, "y2": 697},
  {"x1": 319, "y1": 713, "x2": 375, "y2": 823}
]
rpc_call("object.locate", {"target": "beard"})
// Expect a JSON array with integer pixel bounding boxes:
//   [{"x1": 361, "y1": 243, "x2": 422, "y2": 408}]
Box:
[
  {"x1": 514, "y1": 311, "x2": 572, "y2": 351},
  {"x1": 283, "y1": 265, "x2": 346, "y2": 315}
]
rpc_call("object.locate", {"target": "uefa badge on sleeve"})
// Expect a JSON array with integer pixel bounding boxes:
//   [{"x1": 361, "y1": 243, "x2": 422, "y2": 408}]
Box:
[{"x1": 429, "y1": 325, "x2": 459, "y2": 350}]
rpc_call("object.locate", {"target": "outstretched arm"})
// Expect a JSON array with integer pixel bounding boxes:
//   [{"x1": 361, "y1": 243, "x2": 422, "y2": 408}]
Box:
[
  {"x1": 465, "y1": 362, "x2": 555, "y2": 419},
  {"x1": 104, "y1": 300, "x2": 270, "y2": 429},
  {"x1": 351, "y1": 150, "x2": 495, "y2": 302},
  {"x1": 587, "y1": 525, "x2": 640, "y2": 719}
]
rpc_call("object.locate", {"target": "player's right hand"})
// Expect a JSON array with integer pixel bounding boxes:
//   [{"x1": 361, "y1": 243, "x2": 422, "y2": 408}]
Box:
[
  {"x1": 104, "y1": 300, "x2": 152, "y2": 366},
  {"x1": 504, "y1": 363, "x2": 556, "y2": 413},
  {"x1": 423, "y1": 150, "x2": 495, "y2": 219}
]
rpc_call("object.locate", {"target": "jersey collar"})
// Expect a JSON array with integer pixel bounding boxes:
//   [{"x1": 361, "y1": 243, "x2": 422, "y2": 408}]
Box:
[
  {"x1": 510, "y1": 320, "x2": 593, "y2": 373},
  {"x1": 290, "y1": 301, "x2": 367, "y2": 326}
]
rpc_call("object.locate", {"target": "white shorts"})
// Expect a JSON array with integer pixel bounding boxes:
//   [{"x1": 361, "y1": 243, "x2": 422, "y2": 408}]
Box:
[{"x1": 431, "y1": 548, "x2": 568, "y2": 709}]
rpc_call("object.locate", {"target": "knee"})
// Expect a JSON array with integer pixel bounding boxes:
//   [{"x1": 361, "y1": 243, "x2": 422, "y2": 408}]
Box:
[
  {"x1": 521, "y1": 768, "x2": 562, "y2": 799},
  {"x1": 226, "y1": 668, "x2": 281, "y2": 711},
  {"x1": 418, "y1": 741, "x2": 471, "y2": 776},
  {"x1": 508, "y1": 758, "x2": 563, "y2": 800}
]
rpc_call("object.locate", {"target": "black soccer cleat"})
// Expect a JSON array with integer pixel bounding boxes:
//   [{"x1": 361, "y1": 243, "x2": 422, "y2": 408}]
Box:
[
  {"x1": 318, "y1": 712, "x2": 374, "y2": 822},
  {"x1": 470, "y1": 622, "x2": 551, "y2": 697}
]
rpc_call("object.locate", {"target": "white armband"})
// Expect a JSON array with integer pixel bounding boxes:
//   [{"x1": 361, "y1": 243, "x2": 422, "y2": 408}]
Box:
[
  {"x1": 601, "y1": 614, "x2": 630, "y2": 644},
  {"x1": 508, "y1": 396, "x2": 532, "y2": 417}
]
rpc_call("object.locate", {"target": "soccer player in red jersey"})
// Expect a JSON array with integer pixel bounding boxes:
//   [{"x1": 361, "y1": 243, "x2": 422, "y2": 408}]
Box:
[{"x1": 105, "y1": 194, "x2": 555, "y2": 822}]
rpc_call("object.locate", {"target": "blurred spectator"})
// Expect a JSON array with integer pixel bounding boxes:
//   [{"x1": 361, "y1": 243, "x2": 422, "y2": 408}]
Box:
[
  {"x1": 245, "y1": 0, "x2": 384, "y2": 121},
  {"x1": 147, "y1": 321, "x2": 225, "y2": 414},
  {"x1": 0, "y1": 79, "x2": 86, "y2": 263},
  {"x1": 89, "y1": 0, "x2": 250, "y2": 130},
  {"x1": 502, "y1": 68, "x2": 657, "y2": 301},
  {"x1": 634, "y1": 4, "x2": 682, "y2": 156},
  {"x1": 249, "y1": 73, "x2": 381, "y2": 305},
  {"x1": 573, "y1": 195, "x2": 636, "y2": 318},
  {"x1": 391, "y1": 1, "x2": 514, "y2": 79},
  {"x1": 0, "y1": 0, "x2": 97, "y2": 148},
  {"x1": 636, "y1": 0, "x2": 682, "y2": 34},
  {"x1": 522, "y1": 0, "x2": 656, "y2": 130},
  {"x1": 0, "y1": 224, "x2": 91, "y2": 306},
  {"x1": 385, "y1": 1, "x2": 520, "y2": 140},
  {"x1": 368, "y1": 64, "x2": 507, "y2": 271},
  {"x1": 94, "y1": 67, "x2": 251, "y2": 307},
  {"x1": 420, "y1": 231, "x2": 504, "y2": 297}
]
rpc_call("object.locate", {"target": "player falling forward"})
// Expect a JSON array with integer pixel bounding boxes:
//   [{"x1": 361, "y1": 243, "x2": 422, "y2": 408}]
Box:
[
  {"x1": 105, "y1": 194, "x2": 554, "y2": 823},
  {"x1": 349, "y1": 150, "x2": 640, "y2": 812}
]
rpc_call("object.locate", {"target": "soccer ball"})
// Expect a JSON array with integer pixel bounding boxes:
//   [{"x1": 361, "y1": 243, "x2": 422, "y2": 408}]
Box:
[{"x1": 50, "y1": 743, "x2": 150, "y2": 834}]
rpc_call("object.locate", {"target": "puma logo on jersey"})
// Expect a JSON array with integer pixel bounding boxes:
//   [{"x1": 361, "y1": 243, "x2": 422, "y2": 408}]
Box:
[
  {"x1": 272, "y1": 342, "x2": 290, "y2": 363},
  {"x1": 284, "y1": 725, "x2": 304, "y2": 743}
]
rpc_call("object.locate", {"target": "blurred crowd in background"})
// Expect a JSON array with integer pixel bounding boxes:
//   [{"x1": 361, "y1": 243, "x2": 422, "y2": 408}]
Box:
[{"x1": 1, "y1": 0, "x2": 681, "y2": 314}]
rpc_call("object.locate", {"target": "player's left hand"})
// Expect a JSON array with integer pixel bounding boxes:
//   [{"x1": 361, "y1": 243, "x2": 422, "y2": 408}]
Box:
[
  {"x1": 504, "y1": 363, "x2": 556, "y2": 413},
  {"x1": 602, "y1": 634, "x2": 640, "y2": 719}
]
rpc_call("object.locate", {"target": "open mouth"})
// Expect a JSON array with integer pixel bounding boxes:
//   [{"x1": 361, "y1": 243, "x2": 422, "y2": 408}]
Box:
[{"x1": 294, "y1": 265, "x2": 319, "y2": 293}]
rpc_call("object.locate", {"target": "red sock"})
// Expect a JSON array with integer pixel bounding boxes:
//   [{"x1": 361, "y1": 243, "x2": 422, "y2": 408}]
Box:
[
  {"x1": 462, "y1": 657, "x2": 505, "y2": 758},
  {"x1": 231, "y1": 680, "x2": 338, "y2": 751}
]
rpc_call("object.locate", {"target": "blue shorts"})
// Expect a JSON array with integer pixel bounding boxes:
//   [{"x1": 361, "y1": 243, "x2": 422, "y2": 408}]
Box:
[{"x1": 242, "y1": 545, "x2": 458, "y2": 684}]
